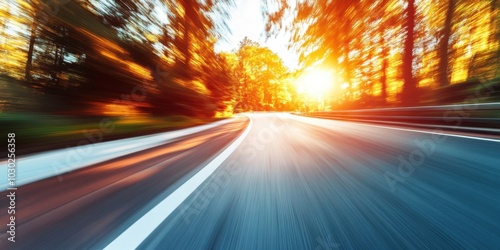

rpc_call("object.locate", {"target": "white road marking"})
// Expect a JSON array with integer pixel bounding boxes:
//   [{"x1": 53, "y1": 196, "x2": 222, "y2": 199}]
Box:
[
  {"x1": 104, "y1": 117, "x2": 253, "y2": 250},
  {"x1": 291, "y1": 114, "x2": 500, "y2": 143}
]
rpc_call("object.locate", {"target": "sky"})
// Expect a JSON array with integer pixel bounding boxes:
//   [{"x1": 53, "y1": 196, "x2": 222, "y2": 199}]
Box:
[{"x1": 214, "y1": 0, "x2": 299, "y2": 70}]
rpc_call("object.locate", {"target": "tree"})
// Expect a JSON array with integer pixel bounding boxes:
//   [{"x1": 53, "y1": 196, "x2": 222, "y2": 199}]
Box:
[
  {"x1": 402, "y1": 0, "x2": 417, "y2": 105},
  {"x1": 231, "y1": 38, "x2": 290, "y2": 111},
  {"x1": 437, "y1": 0, "x2": 456, "y2": 87},
  {"x1": 371, "y1": 0, "x2": 401, "y2": 104},
  {"x1": 489, "y1": 0, "x2": 499, "y2": 49},
  {"x1": 204, "y1": 53, "x2": 236, "y2": 114},
  {"x1": 0, "y1": 0, "x2": 27, "y2": 78}
]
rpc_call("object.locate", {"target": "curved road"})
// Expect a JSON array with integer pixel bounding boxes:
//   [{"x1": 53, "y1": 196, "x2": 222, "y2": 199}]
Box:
[{"x1": 1, "y1": 113, "x2": 499, "y2": 249}]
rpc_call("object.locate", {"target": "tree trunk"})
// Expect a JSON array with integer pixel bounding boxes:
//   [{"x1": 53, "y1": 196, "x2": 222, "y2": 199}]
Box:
[
  {"x1": 343, "y1": 31, "x2": 352, "y2": 101},
  {"x1": 381, "y1": 58, "x2": 388, "y2": 102},
  {"x1": 402, "y1": 0, "x2": 416, "y2": 105},
  {"x1": 437, "y1": 0, "x2": 455, "y2": 87},
  {"x1": 490, "y1": 0, "x2": 498, "y2": 49},
  {"x1": 25, "y1": 19, "x2": 38, "y2": 81},
  {"x1": 379, "y1": 26, "x2": 389, "y2": 103},
  {"x1": 181, "y1": 0, "x2": 195, "y2": 77}
]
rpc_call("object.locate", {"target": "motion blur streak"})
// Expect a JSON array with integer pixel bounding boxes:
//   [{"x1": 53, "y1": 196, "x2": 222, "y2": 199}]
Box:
[
  {"x1": 0, "y1": 118, "x2": 248, "y2": 249},
  {"x1": 104, "y1": 115, "x2": 252, "y2": 249},
  {"x1": 1, "y1": 0, "x2": 500, "y2": 248},
  {"x1": 139, "y1": 113, "x2": 500, "y2": 249},
  {"x1": 0, "y1": 113, "x2": 499, "y2": 249}
]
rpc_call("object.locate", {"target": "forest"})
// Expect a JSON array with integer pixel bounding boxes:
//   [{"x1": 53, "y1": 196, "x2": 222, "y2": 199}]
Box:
[
  {"x1": 1, "y1": 0, "x2": 500, "y2": 118},
  {"x1": 266, "y1": 0, "x2": 500, "y2": 109}
]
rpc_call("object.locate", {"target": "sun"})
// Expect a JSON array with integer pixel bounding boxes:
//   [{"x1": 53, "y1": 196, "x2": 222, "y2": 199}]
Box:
[{"x1": 296, "y1": 67, "x2": 334, "y2": 99}]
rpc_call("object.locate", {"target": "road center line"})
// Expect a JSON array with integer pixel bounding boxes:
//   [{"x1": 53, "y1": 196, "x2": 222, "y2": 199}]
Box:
[{"x1": 104, "y1": 117, "x2": 253, "y2": 250}]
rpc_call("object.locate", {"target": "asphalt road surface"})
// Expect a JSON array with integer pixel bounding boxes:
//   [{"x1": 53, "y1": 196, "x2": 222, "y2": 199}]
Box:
[{"x1": 1, "y1": 113, "x2": 499, "y2": 249}]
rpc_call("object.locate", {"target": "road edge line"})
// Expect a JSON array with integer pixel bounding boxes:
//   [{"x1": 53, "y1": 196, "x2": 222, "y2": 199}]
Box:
[
  {"x1": 104, "y1": 116, "x2": 253, "y2": 250},
  {"x1": 292, "y1": 114, "x2": 500, "y2": 143}
]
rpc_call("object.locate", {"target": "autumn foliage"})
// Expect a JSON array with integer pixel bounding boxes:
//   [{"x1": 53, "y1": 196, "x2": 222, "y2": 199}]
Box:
[{"x1": 1, "y1": 0, "x2": 500, "y2": 116}]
